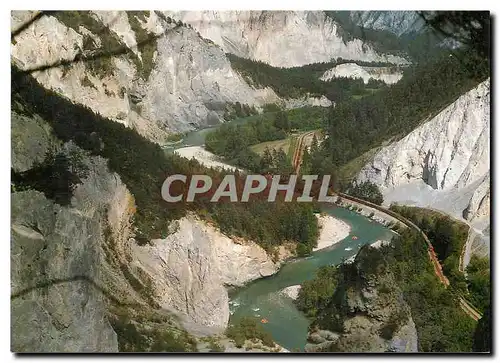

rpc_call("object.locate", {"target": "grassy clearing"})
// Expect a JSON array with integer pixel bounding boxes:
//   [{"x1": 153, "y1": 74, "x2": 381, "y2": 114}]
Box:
[
  {"x1": 288, "y1": 136, "x2": 298, "y2": 156},
  {"x1": 250, "y1": 138, "x2": 292, "y2": 155},
  {"x1": 250, "y1": 130, "x2": 321, "y2": 156}
]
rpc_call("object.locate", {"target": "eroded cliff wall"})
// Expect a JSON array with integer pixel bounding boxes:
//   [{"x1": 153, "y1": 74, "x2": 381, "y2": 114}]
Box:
[
  {"x1": 163, "y1": 11, "x2": 410, "y2": 67},
  {"x1": 11, "y1": 11, "x2": 279, "y2": 141},
  {"x1": 357, "y1": 79, "x2": 490, "y2": 220}
]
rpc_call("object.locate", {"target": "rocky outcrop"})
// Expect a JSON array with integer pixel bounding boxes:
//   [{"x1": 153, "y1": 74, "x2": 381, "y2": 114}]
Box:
[
  {"x1": 357, "y1": 79, "x2": 490, "y2": 225},
  {"x1": 306, "y1": 246, "x2": 418, "y2": 352},
  {"x1": 11, "y1": 113, "x2": 122, "y2": 351},
  {"x1": 11, "y1": 91, "x2": 281, "y2": 351},
  {"x1": 130, "y1": 215, "x2": 279, "y2": 333},
  {"x1": 10, "y1": 138, "x2": 196, "y2": 351},
  {"x1": 280, "y1": 285, "x2": 301, "y2": 300},
  {"x1": 11, "y1": 11, "x2": 279, "y2": 140},
  {"x1": 11, "y1": 11, "x2": 160, "y2": 140},
  {"x1": 463, "y1": 172, "x2": 490, "y2": 222},
  {"x1": 320, "y1": 63, "x2": 403, "y2": 85},
  {"x1": 11, "y1": 111, "x2": 60, "y2": 172},
  {"x1": 283, "y1": 95, "x2": 332, "y2": 109},
  {"x1": 11, "y1": 190, "x2": 119, "y2": 352},
  {"x1": 164, "y1": 11, "x2": 410, "y2": 67},
  {"x1": 138, "y1": 25, "x2": 278, "y2": 133}
]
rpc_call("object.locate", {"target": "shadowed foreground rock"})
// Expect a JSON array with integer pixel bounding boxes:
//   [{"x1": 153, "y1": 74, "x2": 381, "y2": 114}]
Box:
[{"x1": 305, "y1": 246, "x2": 418, "y2": 352}]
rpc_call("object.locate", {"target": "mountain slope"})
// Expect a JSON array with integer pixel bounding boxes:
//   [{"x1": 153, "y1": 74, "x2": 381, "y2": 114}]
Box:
[
  {"x1": 11, "y1": 70, "x2": 288, "y2": 351},
  {"x1": 320, "y1": 62, "x2": 403, "y2": 84},
  {"x1": 356, "y1": 79, "x2": 490, "y2": 258},
  {"x1": 349, "y1": 11, "x2": 424, "y2": 36},
  {"x1": 164, "y1": 11, "x2": 410, "y2": 67},
  {"x1": 11, "y1": 11, "x2": 279, "y2": 141},
  {"x1": 357, "y1": 79, "x2": 489, "y2": 192}
]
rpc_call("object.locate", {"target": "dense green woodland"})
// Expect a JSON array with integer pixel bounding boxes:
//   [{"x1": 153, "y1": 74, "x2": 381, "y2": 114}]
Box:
[
  {"x1": 11, "y1": 67, "x2": 318, "y2": 256},
  {"x1": 225, "y1": 317, "x2": 275, "y2": 348},
  {"x1": 345, "y1": 181, "x2": 384, "y2": 205},
  {"x1": 389, "y1": 205, "x2": 490, "y2": 310},
  {"x1": 296, "y1": 265, "x2": 338, "y2": 319},
  {"x1": 466, "y1": 256, "x2": 490, "y2": 313},
  {"x1": 311, "y1": 49, "x2": 489, "y2": 186},
  {"x1": 227, "y1": 54, "x2": 387, "y2": 101},
  {"x1": 205, "y1": 107, "x2": 326, "y2": 173},
  {"x1": 389, "y1": 229, "x2": 480, "y2": 352}
]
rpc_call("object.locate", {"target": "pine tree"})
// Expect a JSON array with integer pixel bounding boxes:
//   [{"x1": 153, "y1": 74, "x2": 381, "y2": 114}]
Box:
[
  {"x1": 260, "y1": 147, "x2": 273, "y2": 173},
  {"x1": 274, "y1": 111, "x2": 290, "y2": 132}
]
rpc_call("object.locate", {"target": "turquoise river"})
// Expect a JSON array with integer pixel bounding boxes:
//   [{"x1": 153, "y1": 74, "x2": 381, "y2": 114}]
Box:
[
  {"x1": 167, "y1": 125, "x2": 395, "y2": 352},
  {"x1": 228, "y1": 204, "x2": 395, "y2": 352}
]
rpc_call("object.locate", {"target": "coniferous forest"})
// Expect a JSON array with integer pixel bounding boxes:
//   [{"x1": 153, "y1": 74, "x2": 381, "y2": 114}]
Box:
[{"x1": 11, "y1": 67, "x2": 318, "y2": 256}]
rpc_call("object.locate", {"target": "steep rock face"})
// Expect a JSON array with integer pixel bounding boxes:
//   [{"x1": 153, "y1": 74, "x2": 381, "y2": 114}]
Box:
[
  {"x1": 357, "y1": 79, "x2": 489, "y2": 192},
  {"x1": 357, "y1": 79, "x2": 490, "y2": 223},
  {"x1": 139, "y1": 27, "x2": 279, "y2": 133},
  {"x1": 349, "y1": 11, "x2": 424, "y2": 36},
  {"x1": 11, "y1": 11, "x2": 159, "y2": 140},
  {"x1": 11, "y1": 191, "x2": 119, "y2": 352},
  {"x1": 320, "y1": 63, "x2": 403, "y2": 84},
  {"x1": 306, "y1": 247, "x2": 418, "y2": 352},
  {"x1": 130, "y1": 216, "x2": 278, "y2": 332},
  {"x1": 284, "y1": 95, "x2": 332, "y2": 109},
  {"x1": 11, "y1": 11, "x2": 278, "y2": 140},
  {"x1": 11, "y1": 114, "x2": 122, "y2": 351},
  {"x1": 164, "y1": 11, "x2": 410, "y2": 67},
  {"x1": 11, "y1": 100, "x2": 282, "y2": 351},
  {"x1": 11, "y1": 111, "x2": 60, "y2": 172},
  {"x1": 462, "y1": 172, "x2": 490, "y2": 222},
  {"x1": 10, "y1": 109, "x2": 194, "y2": 351}
]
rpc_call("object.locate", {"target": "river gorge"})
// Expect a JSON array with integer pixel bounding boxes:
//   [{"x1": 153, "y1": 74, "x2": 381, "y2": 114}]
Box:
[{"x1": 166, "y1": 123, "x2": 396, "y2": 351}]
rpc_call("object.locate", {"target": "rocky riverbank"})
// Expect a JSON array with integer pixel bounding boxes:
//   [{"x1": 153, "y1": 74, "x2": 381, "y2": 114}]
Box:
[
  {"x1": 175, "y1": 146, "x2": 243, "y2": 172},
  {"x1": 314, "y1": 214, "x2": 351, "y2": 251},
  {"x1": 334, "y1": 197, "x2": 399, "y2": 227},
  {"x1": 280, "y1": 285, "x2": 302, "y2": 300}
]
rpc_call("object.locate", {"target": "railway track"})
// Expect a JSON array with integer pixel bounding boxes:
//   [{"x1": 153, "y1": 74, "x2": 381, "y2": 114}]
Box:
[
  {"x1": 292, "y1": 131, "x2": 315, "y2": 173},
  {"x1": 288, "y1": 140, "x2": 482, "y2": 321},
  {"x1": 336, "y1": 192, "x2": 482, "y2": 321}
]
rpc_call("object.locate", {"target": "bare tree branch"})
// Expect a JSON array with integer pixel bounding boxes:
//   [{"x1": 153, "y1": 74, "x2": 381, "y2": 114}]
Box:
[
  {"x1": 18, "y1": 32, "x2": 164, "y2": 74},
  {"x1": 12, "y1": 11, "x2": 182, "y2": 75},
  {"x1": 11, "y1": 275, "x2": 141, "y2": 308}
]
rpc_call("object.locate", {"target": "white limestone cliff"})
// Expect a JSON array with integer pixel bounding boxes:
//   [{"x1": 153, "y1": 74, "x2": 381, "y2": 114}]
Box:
[
  {"x1": 357, "y1": 79, "x2": 490, "y2": 257},
  {"x1": 163, "y1": 11, "x2": 410, "y2": 67},
  {"x1": 10, "y1": 11, "x2": 279, "y2": 141},
  {"x1": 283, "y1": 95, "x2": 333, "y2": 109},
  {"x1": 11, "y1": 11, "x2": 412, "y2": 143},
  {"x1": 357, "y1": 79, "x2": 489, "y2": 194},
  {"x1": 349, "y1": 11, "x2": 424, "y2": 36},
  {"x1": 130, "y1": 215, "x2": 279, "y2": 332},
  {"x1": 463, "y1": 172, "x2": 490, "y2": 222}
]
